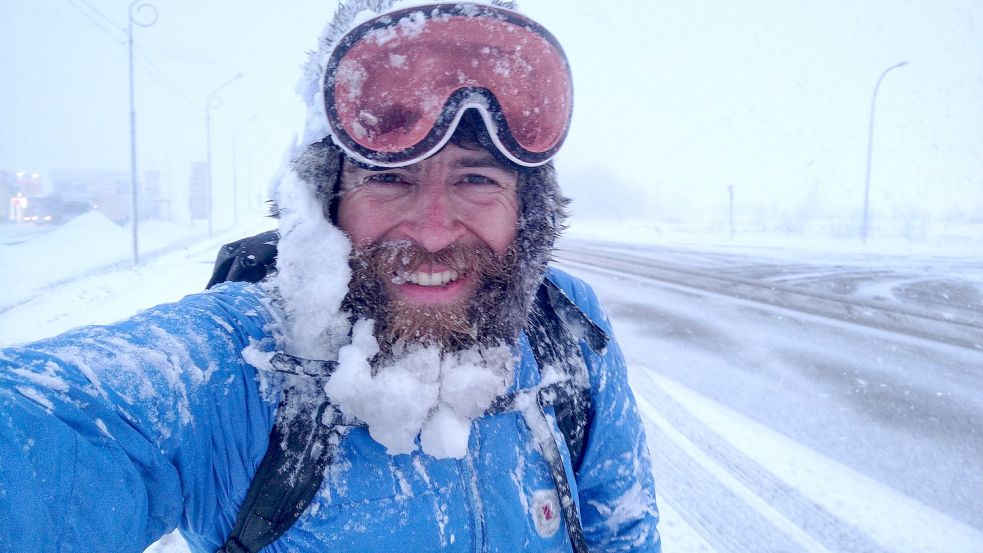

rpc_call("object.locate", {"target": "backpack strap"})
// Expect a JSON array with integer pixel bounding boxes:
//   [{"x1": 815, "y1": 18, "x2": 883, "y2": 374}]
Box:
[
  {"x1": 205, "y1": 230, "x2": 279, "y2": 289},
  {"x1": 529, "y1": 277, "x2": 608, "y2": 471},
  {"x1": 523, "y1": 277, "x2": 608, "y2": 553},
  {"x1": 218, "y1": 356, "x2": 340, "y2": 553}
]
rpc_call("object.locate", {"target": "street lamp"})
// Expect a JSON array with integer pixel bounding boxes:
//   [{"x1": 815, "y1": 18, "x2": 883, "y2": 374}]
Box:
[
  {"x1": 127, "y1": 1, "x2": 157, "y2": 265},
  {"x1": 861, "y1": 61, "x2": 908, "y2": 244},
  {"x1": 232, "y1": 115, "x2": 259, "y2": 227},
  {"x1": 205, "y1": 73, "x2": 242, "y2": 237}
]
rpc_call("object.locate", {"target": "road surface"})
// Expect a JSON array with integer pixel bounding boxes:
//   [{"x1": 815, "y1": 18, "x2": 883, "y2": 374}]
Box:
[{"x1": 554, "y1": 237, "x2": 983, "y2": 552}]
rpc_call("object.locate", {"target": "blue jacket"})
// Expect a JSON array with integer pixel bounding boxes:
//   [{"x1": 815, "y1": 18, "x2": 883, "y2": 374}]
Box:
[{"x1": 0, "y1": 268, "x2": 660, "y2": 552}]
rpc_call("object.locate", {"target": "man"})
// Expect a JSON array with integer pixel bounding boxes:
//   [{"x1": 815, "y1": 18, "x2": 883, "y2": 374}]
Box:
[{"x1": 0, "y1": 1, "x2": 660, "y2": 552}]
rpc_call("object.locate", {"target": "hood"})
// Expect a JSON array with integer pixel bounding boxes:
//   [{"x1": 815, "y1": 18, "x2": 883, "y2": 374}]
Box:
[{"x1": 271, "y1": 0, "x2": 568, "y2": 360}]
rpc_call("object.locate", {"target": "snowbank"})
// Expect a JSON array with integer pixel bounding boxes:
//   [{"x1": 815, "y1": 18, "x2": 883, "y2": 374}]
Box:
[{"x1": 0, "y1": 213, "x2": 210, "y2": 311}]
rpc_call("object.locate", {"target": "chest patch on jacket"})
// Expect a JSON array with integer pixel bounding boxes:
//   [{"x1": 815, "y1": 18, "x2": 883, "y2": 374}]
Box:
[{"x1": 531, "y1": 489, "x2": 562, "y2": 538}]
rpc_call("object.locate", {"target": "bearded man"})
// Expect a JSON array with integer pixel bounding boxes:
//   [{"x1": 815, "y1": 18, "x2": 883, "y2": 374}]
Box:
[{"x1": 0, "y1": 2, "x2": 660, "y2": 552}]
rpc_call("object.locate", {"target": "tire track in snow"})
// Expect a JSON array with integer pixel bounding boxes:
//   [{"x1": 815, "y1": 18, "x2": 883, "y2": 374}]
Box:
[{"x1": 629, "y1": 367, "x2": 891, "y2": 553}]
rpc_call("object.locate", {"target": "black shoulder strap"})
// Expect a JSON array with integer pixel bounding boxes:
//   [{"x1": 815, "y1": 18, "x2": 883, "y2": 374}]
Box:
[
  {"x1": 528, "y1": 277, "x2": 609, "y2": 471},
  {"x1": 219, "y1": 395, "x2": 336, "y2": 553},
  {"x1": 522, "y1": 278, "x2": 609, "y2": 553},
  {"x1": 218, "y1": 355, "x2": 340, "y2": 553}
]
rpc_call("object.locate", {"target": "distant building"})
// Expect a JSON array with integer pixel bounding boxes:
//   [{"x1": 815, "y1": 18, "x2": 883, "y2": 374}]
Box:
[
  {"x1": 47, "y1": 169, "x2": 163, "y2": 224},
  {"x1": 1, "y1": 172, "x2": 16, "y2": 222},
  {"x1": 48, "y1": 169, "x2": 128, "y2": 223},
  {"x1": 2, "y1": 170, "x2": 43, "y2": 223}
]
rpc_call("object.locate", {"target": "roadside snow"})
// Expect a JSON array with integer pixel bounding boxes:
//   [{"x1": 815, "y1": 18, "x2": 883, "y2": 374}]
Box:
[{"x1": 0, "y1": 212, "x2": 218, "y2": 312}]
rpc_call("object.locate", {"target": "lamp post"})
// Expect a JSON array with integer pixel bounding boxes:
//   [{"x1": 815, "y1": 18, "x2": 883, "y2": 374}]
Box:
[
  {"x1": 728, "y1": 185, "x2": 735, "y2": 240},
  {"x1": 205, "y1": 73, "x2": 242, "y2": 237},
  {"x1": 861, "y1": 61, "x2": 908, "y2": 244},
  {"x1": 232, "y1": 115, "x2": 259, "y2": 227},
  {"x1": 127, "y1": 1, "x2": 157, "y2": 265}
]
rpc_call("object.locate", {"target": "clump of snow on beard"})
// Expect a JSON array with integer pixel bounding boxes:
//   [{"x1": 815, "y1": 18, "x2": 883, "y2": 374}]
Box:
[
  {"x1": 271, "y1": 166, "x2": 353, "y2": 360},
  {"x1": 326, "y1": 319, "x2": 514, "y2": 458}
]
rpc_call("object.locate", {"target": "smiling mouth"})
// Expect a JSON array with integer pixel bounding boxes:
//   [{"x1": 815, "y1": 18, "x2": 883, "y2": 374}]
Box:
[{"x1": 396, "y1": 270, "x2": 461, "y2": 287}]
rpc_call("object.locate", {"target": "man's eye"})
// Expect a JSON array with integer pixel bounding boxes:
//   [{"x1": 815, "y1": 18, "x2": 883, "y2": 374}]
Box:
[
  {"x1": 460, "y1": 174, "x2": 498, "y2": 186},
  {"x1": 365, "y1": 173, "x2": 407, "y2": 185}
]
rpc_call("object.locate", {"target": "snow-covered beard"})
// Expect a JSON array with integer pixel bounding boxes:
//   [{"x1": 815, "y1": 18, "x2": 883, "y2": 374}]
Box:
[{"x1": 343, "y1": 239, "x2": 524, "y2": 359}]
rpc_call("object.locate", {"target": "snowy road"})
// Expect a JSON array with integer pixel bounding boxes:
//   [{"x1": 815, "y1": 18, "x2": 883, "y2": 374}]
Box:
[
  {"x1": 554, "y1": 238, "x2": 983, "y2": 552},
  {"x1": 2, "y1": 226, "x2": 981, "y2": 552}
]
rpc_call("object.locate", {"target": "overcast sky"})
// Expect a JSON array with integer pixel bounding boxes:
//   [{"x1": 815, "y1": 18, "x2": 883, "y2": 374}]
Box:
[{"x1": 2, "y1": 0, "x2": 981, "y2": 229}]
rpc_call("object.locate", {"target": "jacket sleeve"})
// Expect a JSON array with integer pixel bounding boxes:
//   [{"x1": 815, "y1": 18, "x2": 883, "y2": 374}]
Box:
[
  {"x1": 552, "y1": 270, "x2": 662, "y2": 552},
  {"x1": 0, "y1": 283, "x2": 279, "y2": 552}
]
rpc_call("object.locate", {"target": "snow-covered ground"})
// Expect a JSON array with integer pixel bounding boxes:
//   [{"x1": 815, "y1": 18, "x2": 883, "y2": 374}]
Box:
[
  {"x1": 0, "y1": 215, "x2": 278, "y2": 342},
  {"x1": 1, "y1": 213, "x2": 981, "y2": 552},
  {"x1": 0, "y1": 212, "x2": 221, "y2": 313}
]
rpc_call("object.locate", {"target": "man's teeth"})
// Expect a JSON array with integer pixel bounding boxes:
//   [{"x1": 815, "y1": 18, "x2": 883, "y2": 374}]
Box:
[{"x1": 402, "y1": 270, "x2": 460, "y2": 286}]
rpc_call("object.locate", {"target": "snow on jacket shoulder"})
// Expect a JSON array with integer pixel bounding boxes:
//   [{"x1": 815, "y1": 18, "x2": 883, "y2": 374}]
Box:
[
  {"x1": 0, "y1": 283, "x2": 278, "y2": 552},
  {"x1": 0, "y1": 270, "x2": 660, "y2": 553}
]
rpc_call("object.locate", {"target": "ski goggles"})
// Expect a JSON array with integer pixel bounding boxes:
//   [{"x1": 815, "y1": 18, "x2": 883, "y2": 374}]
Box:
[{"x1": 322, "y1": 2, "x2": 573, "y2": 168}]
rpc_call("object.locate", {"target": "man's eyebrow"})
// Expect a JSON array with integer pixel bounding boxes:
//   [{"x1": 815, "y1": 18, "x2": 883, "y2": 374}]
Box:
[
  {"x1": 450, "y1": 154, "x2": 513, "y2": 171},
  {"x1": 346, "y1": 153, "x2": 514, "y2": 174}
]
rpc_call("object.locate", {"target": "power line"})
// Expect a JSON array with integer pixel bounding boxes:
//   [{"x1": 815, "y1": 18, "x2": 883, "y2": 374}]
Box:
[
  {"x1": 64, "y1": 0, "x2": 125, "y2": 44},
  {"x1": 133, "y1": 45, "x2": 201, "y2": 116},
  {"x1": 73, "y1": 0, "x2": 125, "y2": 33},
  {"x1": 62, "y1": 0, "x2": 200, "y2": 118}
]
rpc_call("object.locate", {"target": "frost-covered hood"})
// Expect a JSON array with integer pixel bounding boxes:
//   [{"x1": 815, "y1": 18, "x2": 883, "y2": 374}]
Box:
[{"x1": 271, "y1": 0, "x2": 569, "y2": 361}]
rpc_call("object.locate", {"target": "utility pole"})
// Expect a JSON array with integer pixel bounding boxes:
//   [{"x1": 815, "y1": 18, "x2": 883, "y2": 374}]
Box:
[
  {"x1": 127, "y1": 1, "x2": 157, "y2": 265},
  {"x1": 862, "y1": 61, "x2": 908, "y2": 244},
  {"x1": 728, "y1": 185, "x2": 735, "y2": 240}
]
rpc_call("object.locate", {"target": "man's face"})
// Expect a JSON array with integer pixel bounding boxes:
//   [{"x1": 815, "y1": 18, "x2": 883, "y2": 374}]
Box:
[{"x1": 337, "y1": 142, "x2": 521, "y2": 352}]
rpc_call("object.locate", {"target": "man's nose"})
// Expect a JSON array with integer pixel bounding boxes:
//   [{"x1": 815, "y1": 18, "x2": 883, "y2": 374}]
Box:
[{"x1": 405, "y1": 185, "x2": 465, "y2": 252}]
